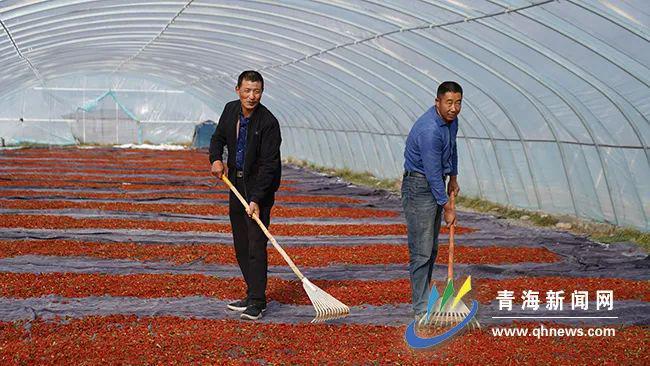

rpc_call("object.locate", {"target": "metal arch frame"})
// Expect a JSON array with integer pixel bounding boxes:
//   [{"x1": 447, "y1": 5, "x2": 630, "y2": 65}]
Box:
[
  {"x1": 144, "y1": 38, "x2": 285, "y2": 66},
  {"x1": 546, "y1": 1, "x2": 650, "y2": 71},
  {"x1": 284, "y1": 60, "x2": 390, "y2": 133},
  {"x1": 9, "y1": 14, "x2": 174, "y2": 39},
  {"x1": 352, "y1": 48, "x2": 490, "y2": 189},
  {"x1": 0, "y1": 0, "x2": 568, "y2": 93},
  {"x1": 357, "y1": 1, "x2": 545, "y2": 208},
  {"x1": 112, "y1": 0, "x2": 195, "y2": 74},
  {"x1": 182, "y1": 0, "x2": 431, "y2": 87},
  {"x1": 181, "y1": 13, "x2": 384, "y2": 87},
  {"x1": 439, "y1": 25, "x2": 630, "y2": 223},
  {"x1": 261, "y1": 69, "x2": 348, "y2": 168},
  {"x1": 499, "y1": 2, "x2": 650, "y2": 160},
  {"x1": 474, "y1": 5, "x2": 647, "y2": 224},
  {"x1": 289, "y1": 62, "x2": 395, "y2": 175},
  {"x1": 161, "y1": 21, "x2": 361, "y2": 87},
  {"x1": 418, "y1": 1, "x2": 614, "y2": 215},
  {"x1": 25, "y1": 57, "x2": 195, "y2": 82},
  {"x1": 487, "y1": 1, "x2": 650, "y2": 135},
  {"x1": 340, "y1": 40, "x2": 489, "y2": 190},
  {"x1": 1, "y1": 0, "x2": 628, "y2": 136},
  {"x1": 299, "y1": 55, "x2": 411, "y2": 135},
  {"x1": 264, "y1": 21, "x2": 520, "y2": 180},
  {"x1": 0, "y1": 17, "x2": 45, "y2": 85},
  {"x1": 521, "y1": 4, "x2": 650, "y2": 160},
  {"x1": 1, "y1": 0, "x2": 647, "y2": 226},
  {"x1": 532, "y1": 4, "x2": 650, "y2": 86},
  {"x1": 14, "y1": 26, "x2": 302, "y2": 65},
  {"x1": 198, "y1": 0, "x2": 381, "y2": 36},
  {"x1": 0, "y1": 0, "x2": 178, "y2": 18},
  {"x1": 174, "y1": 12, "x2": 346, "y2": 48},
  {"x1": 327, "y1": 46, "x2": 427, "y2": 130},
  {"x1": 4, "y1": 0, "x2": 552, "y2": 94},
  {"x1": 160, "y1": 22, "x2": 323, "y2": 57},
  {"x1": 137, "y1": 7, "x2": 433, "y2": 150},
  {"x1": 410, "y1": 0, "x2": 641, "y2": 224},
  {"x1": 1, "y1": 38, "x2": 287, "y2": 87},
  {"x1": 353, "y1": 37, "x2": 514, "y2": 197},
  {"x1": 375, "y1": 31, "x2": 524, "y2": 205},
  {"x1": 270, "y1": 62, "x2": 379, "y2": 174},
  {"x1": 276, "y1": 110, "x2": 338, "y2": 168},
  {"x1": 357, "y1": 38, "x2": 511, "y2": 194},
  {"x1": 566, "y1": 0, "x2": 649, "y2": 41},
  {"x1": 443, "y1": 0, "x2": 644, "y2": 223},
  {"x1": 243, "y1": 1, "x2": 446, "y2": 176},
  {"x1": 16, "y1": 30, "x2": 166, "y2": 55},
  {"x1": 260, "y1": 66, "x2": 360, "y2": 170},
  {"x1": 278, "y1": 60, "x2": 409, "y2": 177},
  {"x1": 223, "y1": 0, "x2": 555, "y2": 82},
  {"x1": 190, "y1": 2, "x2": 555, "y2": 140},
  {"x1": 265, "y1": 64, "x2": 359, "y2": 135},
  {"x1": 345, "y1": 44, "x2": 431, "y2": 117},
  {"x1": 409, "y1": 30, "x2": 548, "y2": 210},
  {"x1": 3, "y1": 0, "x2": 370, "y2": 90}
]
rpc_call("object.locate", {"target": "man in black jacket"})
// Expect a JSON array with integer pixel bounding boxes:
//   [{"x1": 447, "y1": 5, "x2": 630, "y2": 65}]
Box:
[{"x1": 209, "y1": 70, "x2": 282, "y2": 320}]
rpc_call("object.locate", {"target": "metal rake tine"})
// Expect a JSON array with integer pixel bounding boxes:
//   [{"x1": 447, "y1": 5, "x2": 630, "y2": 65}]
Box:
[
  {"x1": 460, "y1": 300, "x2": 480, "y2": 330},
  {"x1": 432, "y1": 312, "x2": 441, "y2": 327},
  {"x1": 425, "y1": 312, "x2": 434, "y2": 326},
  {"x1": 223, "y1": 178, "x2": 349, "y2": 324},
  {"x1": 303, "y1": 278, "x2": 349, "y2": 323}
]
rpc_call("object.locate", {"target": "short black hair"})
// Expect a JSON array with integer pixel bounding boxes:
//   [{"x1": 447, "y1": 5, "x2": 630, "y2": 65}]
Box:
[
  {"x1": 437, "y1": 81, "x2": 462, "y2": 97},
  {"x1": 237, "y1": 70, "x2": 264, "y2": 90}
]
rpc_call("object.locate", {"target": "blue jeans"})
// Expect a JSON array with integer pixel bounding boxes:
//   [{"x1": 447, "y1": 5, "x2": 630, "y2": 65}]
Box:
[{"x1": 401, "y1": 174, "x2": 443, "y2": 315}]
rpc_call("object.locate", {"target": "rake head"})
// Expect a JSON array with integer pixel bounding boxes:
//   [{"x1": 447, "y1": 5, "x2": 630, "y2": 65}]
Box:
[
  {"x1": 423, "y1": 298, "x2": 480, "y2": 330},
  {"x1": 302, "y1": 278, "x2": 350, "y2": 323}
]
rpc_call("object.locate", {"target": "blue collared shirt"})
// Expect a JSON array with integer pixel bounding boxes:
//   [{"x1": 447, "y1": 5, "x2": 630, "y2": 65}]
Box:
[
  {"x1": 403, "y1": 106, "x2": 458, "y2": 206},
  {"x1": 235, "y1": 114, "x2": 249, "y2": 170}
]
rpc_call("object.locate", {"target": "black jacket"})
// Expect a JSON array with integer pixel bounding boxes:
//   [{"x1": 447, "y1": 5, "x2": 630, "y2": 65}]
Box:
[{"x1": 209, "y1": 100, "x2": 282, "y2": 206}]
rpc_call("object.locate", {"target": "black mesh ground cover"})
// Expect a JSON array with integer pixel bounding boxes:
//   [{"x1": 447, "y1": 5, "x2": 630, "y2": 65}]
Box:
[{"x1": 0, "y1": 156, "x2": 648, "y2": 327}]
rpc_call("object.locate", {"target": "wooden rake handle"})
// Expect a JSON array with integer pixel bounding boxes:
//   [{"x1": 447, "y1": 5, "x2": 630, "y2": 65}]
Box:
[
  {"x1": 221, "y1": 174, "x2": 306, "y2": 281},
  {"x1": 448, "y1": 192, "x2": 456, "y2": 280}
]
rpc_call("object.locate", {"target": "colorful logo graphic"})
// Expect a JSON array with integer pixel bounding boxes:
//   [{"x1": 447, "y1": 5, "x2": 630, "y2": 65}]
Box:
[{"x1": 404, "y1": 276, "x2": 479, "y2": 349}]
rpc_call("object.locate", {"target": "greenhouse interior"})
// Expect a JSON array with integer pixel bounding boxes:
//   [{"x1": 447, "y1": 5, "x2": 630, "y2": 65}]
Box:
[
  {"x1": 1, "y1": 0, "x2": 647, "y2": 230},
  {"x1": 0, "y1": 1, "x2": 648, "y2": 363}
]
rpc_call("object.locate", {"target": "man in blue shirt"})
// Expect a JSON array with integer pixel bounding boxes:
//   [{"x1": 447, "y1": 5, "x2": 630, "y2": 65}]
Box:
[{"x1": 402, "y1": 81, "x2": 462, "y2": 323}]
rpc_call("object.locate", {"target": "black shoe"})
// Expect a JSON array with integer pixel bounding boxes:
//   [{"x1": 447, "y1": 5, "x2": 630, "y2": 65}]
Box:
[
  {"x1": 240, "y1": 304, "x2": 266, "y2": 320},
  {"x1": 227, "y1": 298, "x2": 249, "y2": 312}
]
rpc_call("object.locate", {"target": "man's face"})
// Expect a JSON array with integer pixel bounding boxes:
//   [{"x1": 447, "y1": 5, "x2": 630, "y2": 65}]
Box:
[
  {"x1": 435, "y1": 92, "x2": 462, "y2": 123},
  {"x1": 236, "y1": 80, "x2": 263, "y2": 112}
]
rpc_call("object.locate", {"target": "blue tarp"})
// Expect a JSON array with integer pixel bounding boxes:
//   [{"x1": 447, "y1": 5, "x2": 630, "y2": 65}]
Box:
[{"x1": 192, "y1": 120, "x2": 216, "y2": 148}]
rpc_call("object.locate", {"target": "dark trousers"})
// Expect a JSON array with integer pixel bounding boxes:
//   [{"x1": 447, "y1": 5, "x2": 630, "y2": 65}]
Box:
[{"x1": 229, "y1": 176, "x2": 272, "y2": 306}]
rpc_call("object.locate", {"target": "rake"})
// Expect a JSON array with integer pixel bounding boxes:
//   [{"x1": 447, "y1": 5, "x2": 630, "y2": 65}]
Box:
[
  {"x1": 221, "y1": 175, "x2": 350, "y2": 323},
  {"x1": 423, "y1": 192, "x2": 480, "y2": 329}
]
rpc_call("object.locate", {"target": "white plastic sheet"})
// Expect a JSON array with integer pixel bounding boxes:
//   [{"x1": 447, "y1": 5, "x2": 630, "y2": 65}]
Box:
[{"x1": 0, "y1": 0, "x2": 647, "y2": 229}]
